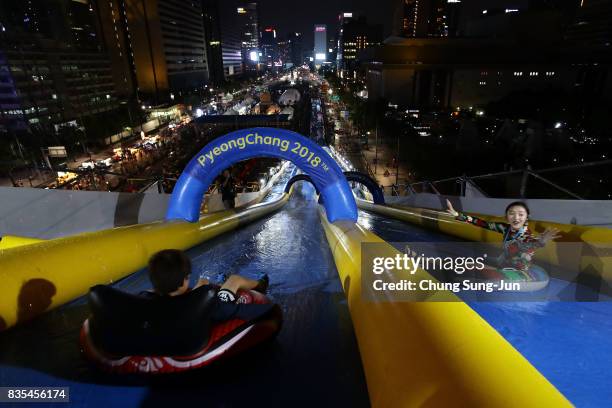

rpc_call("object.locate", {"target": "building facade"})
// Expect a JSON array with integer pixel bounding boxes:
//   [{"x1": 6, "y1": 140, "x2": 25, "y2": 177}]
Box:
[
  {"x1": 565, "y1": 0, "x2": 612, "y2": 47},
  {"x1": 314, "y1": 24, "x2": 327, "y2": 63},
  {"x1": 277, "y1": 35, "x2": 290, "y2": 67},
  {"x1": 261, "y1": 27, "x2": 277, "y2": 68},
  {"x1": 0, "y1": 0, "x2": 118, "y2": 138},
  {"x1": 237, "y1": 2, "x2": 259, "y2": 70},
  {"x1": 337, "y1": 15, "x2": 382, "y2": 74},
  {"x1": 216, "y1": 0, "x2": 243, "y2": 78},
  {"x1": 290, "y1": 32, "x2": 303, "y2": 67},
  {"x1": 393, "y1": 0, "x2": 462, "y2": 38},
  {"x1": 120, "y1": 0, "x2": 209, "y2": 103},
  {"x1": 365, "y1": 38, "x2": 612, "y2": 110},
  {"x1": 202, "y1": 0, "x2": 224, "y2": 85}
]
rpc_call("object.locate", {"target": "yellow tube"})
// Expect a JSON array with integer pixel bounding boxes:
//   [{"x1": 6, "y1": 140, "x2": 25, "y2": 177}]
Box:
[
  {"x1": 0, "y1": 235, "x2": 45, "y2": 250},
  {"x1": 0, "y1": 194, "x2": 290, "y2": 332},
  {"x1": 359, "y1": 200, "x2": 612, "y2": 293},
  {"x1": 319, "y1": 207, "x2": 570, "y2": 407}
]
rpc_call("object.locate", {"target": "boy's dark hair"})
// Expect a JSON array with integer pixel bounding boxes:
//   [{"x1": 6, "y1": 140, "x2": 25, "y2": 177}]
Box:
[
  {"x1": 148, "y1": 249, "x2": 191, "y2": 295},
  {"x1": 505, "y1": 201, "x2": 530, "y2": 216}
]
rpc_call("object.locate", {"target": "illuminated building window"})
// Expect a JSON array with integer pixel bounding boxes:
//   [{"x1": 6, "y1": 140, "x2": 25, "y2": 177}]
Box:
[{"x1": 479, "y1": 81, "x2": 486, "y2": 85}]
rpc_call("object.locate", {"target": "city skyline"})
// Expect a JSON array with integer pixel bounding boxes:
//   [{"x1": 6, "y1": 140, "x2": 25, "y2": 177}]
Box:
[
  {"x1": 1, "y1": 0, "x2": 609, "y2": 166},
  {"x1": 256, "y1": 0, "x2": 397, "y2": 48}
]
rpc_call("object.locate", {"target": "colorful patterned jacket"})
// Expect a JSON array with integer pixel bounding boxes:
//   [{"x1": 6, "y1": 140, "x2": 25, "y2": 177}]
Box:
[{"x1": 456, "y1": 213, "x2": 545, "y2": 274}]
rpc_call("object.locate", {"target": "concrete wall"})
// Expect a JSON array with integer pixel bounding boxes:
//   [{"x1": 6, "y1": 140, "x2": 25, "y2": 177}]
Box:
[
  {"x1": 0, "y1": 188, "x2": 276, "y2": 239},
  {"x1": 386, "y1": 193, "x2": 612, "y2": 227},
  {"x1": 0, "y1": 187, "x2": 167, "y2": 239},
  {"x1": 384, "y1": 68, "x2": 416, "y2": 106},
  {"x1": 367, "y1": 67, "x2": 416, "y2": 106},
  {"x1": 0, "y1": 162, "x2": 292, "y2": 239}
]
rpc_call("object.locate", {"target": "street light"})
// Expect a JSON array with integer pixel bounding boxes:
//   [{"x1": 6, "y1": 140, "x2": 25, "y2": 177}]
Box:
[
  {"x1": 374, "y1": 121, "x2": 379, "y2": 175},
  {"x1": 395, "y1": 130, "x2": 400, "y2": 185}
]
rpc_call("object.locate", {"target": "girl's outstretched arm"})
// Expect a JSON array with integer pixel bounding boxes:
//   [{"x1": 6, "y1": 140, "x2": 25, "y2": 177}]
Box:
[{"x1": 445, "y1": 199, "x2": 507, "y2": 234}]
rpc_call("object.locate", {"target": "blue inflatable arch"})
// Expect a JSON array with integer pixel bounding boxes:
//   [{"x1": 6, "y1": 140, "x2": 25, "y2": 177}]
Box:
[
  {"x1": 283, "y1": 174, "x2": 320, "y2": 194},
  {"x1": 343, "y1": 171, "x2": 385, "y2": 205},
  {"x1": 284, "y1": 171, "x2": 385, "y2": 205},
  {"x1": 165, "y1": 127, "x2": 358, "y2": 223}
]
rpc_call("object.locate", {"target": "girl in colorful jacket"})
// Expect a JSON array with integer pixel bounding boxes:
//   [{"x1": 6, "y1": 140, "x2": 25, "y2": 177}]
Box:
[{"x1": 445, "y1": 200, "x2": 561, "y2": 279}]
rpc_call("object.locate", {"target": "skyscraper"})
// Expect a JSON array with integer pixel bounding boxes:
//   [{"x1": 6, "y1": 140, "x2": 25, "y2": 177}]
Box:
[
  {"x1": 277, "y1": 35, "x2": 290, "y2": 66},
  {"x1": 202, "y1": 0, "x2": 224, "y2": 85},
  {"x1": 216, "y1": 0, "x2": 243, "y2": 78},
  {"x1": 91, "y1": 0, "x2": 137, "y2": 98},
  {"x1": 117, "y1": 0, "x2": 209, "y2": 103},
  {"x1": 237, "y1": 2, "x2": 259, "y2": 69},
  {"x1": 394, "y1": 0, "x2": 421, "y2": 37},
  {"x1": 327, "y1": 35, "x2": 337, "y2": 66},
  {"x1": 393, "y1": 0, "x2": 462, "y2": 38},
  {"x1": 314, "y1": 24, "x2": 327, "y2": 62},
  {"x1": 336, "y1": 13, "x2": 353, "y2": 69},
  {"x1": 261, "y1": 27, "x2": 277, "y2": 67},
  {"x1": 290, "y1": 32, "x2": 303, "y2": 66},
  {"x1": 565, "y1": 0, "x2": 612, "y2": 47},
  {"x1": 337, "y1": 14, "x2": 382, "y2": 72},
  {"x1": 0, "y1": 0, "x2": 118, "y2": 136}
]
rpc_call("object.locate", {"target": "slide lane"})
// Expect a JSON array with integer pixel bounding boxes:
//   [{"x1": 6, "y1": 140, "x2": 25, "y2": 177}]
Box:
[
  {"x1": 357, "y1": 208, "x2": 612, "y2": 407},
  {"x1": 0, "y1": 178, "x2": 368, "y2": 407}
]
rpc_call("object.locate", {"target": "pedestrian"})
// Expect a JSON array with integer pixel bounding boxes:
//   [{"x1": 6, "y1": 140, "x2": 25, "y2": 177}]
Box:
[
  {"x1": 391, "y1": 184, "x2": 398, "y2": 196},
  {"x1": 220, "y1": 169, "x2": 236, "y2": 209}
]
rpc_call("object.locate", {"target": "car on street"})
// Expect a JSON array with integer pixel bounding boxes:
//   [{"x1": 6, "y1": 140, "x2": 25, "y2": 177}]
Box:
[
  {"x1": 79, "y1": 160, "x2": 95, "y2": 170},
  {"x1": 95, "y1": 158, "x2": 113, "y2": 168}
]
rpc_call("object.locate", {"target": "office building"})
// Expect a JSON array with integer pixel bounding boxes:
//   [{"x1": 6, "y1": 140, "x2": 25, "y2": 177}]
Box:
[
  {"x1": 393, "y1": 0, "x2": 463, "y2": 38},
  {"x1": 337, "y1": 15, "x2": 383, "y2": 72},
  {"x1": 216, "y1": 0, "x2": 243, "y2": 78},
  {"x1": 261, "y1": 26, "x2": 277, "y2": 67},
  {"x1": 119, "y1": 0, "x2": 209, "y2": 103},
  {"x1": 202, "y1": 0, "x2": 224, "y2": 84},
  {"x1": 0, "y1": 0, "x2": 118, "y2": 135},
  {"x1": 237, "y1": 2, "x2": 259, "y2": 69},
  {"x1": 290, "y1": 32, "x2": 303, "y2": 66},
  {"x1": 314, "y1": 24, "x2": 327, "y2": 62}
]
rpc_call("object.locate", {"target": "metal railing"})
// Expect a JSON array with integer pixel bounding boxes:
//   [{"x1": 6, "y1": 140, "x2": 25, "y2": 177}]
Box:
[{"x1": 400, "y1": 159, "x2": 612, "y2": 199}]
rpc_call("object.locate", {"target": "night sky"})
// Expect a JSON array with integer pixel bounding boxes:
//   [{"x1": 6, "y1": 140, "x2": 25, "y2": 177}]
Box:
[
  {"x1": 255, "y1": 0, "x2": 535, "y2": 48},
  {"x1": 256, "y1": 0, "x2": 399, "y2": 47}
]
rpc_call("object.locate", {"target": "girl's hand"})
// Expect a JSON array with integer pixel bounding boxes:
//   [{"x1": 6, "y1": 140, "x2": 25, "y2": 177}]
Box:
[
  {"x1": 446, "y1": 199, "x2": 459, "y2": 217},
  {"x1": 540, "y1": 227, "x2": 562, "y2": 243}
]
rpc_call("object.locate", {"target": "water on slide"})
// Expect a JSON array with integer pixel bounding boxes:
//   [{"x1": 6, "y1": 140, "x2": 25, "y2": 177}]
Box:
[
  {"x1": 0, "y1": 170, "x2": 369, "y2": 407},
  {"x1": 359, "y1": 209, "x2": 612, "y2": 407}
]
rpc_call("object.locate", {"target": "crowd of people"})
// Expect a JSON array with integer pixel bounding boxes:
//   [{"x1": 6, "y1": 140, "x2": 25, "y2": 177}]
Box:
[{"x1": 57, "y1": 126, "x2": 194, "y2": 193}]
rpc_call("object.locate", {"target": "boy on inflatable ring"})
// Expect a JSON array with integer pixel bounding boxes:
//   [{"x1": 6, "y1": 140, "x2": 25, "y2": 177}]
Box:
[
  {"x1": 142, "y1": 249, "x2": 268, "y2": 302},
  {"x1": 80, "y1": 250, "x2": 280, "y2": 374}
]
